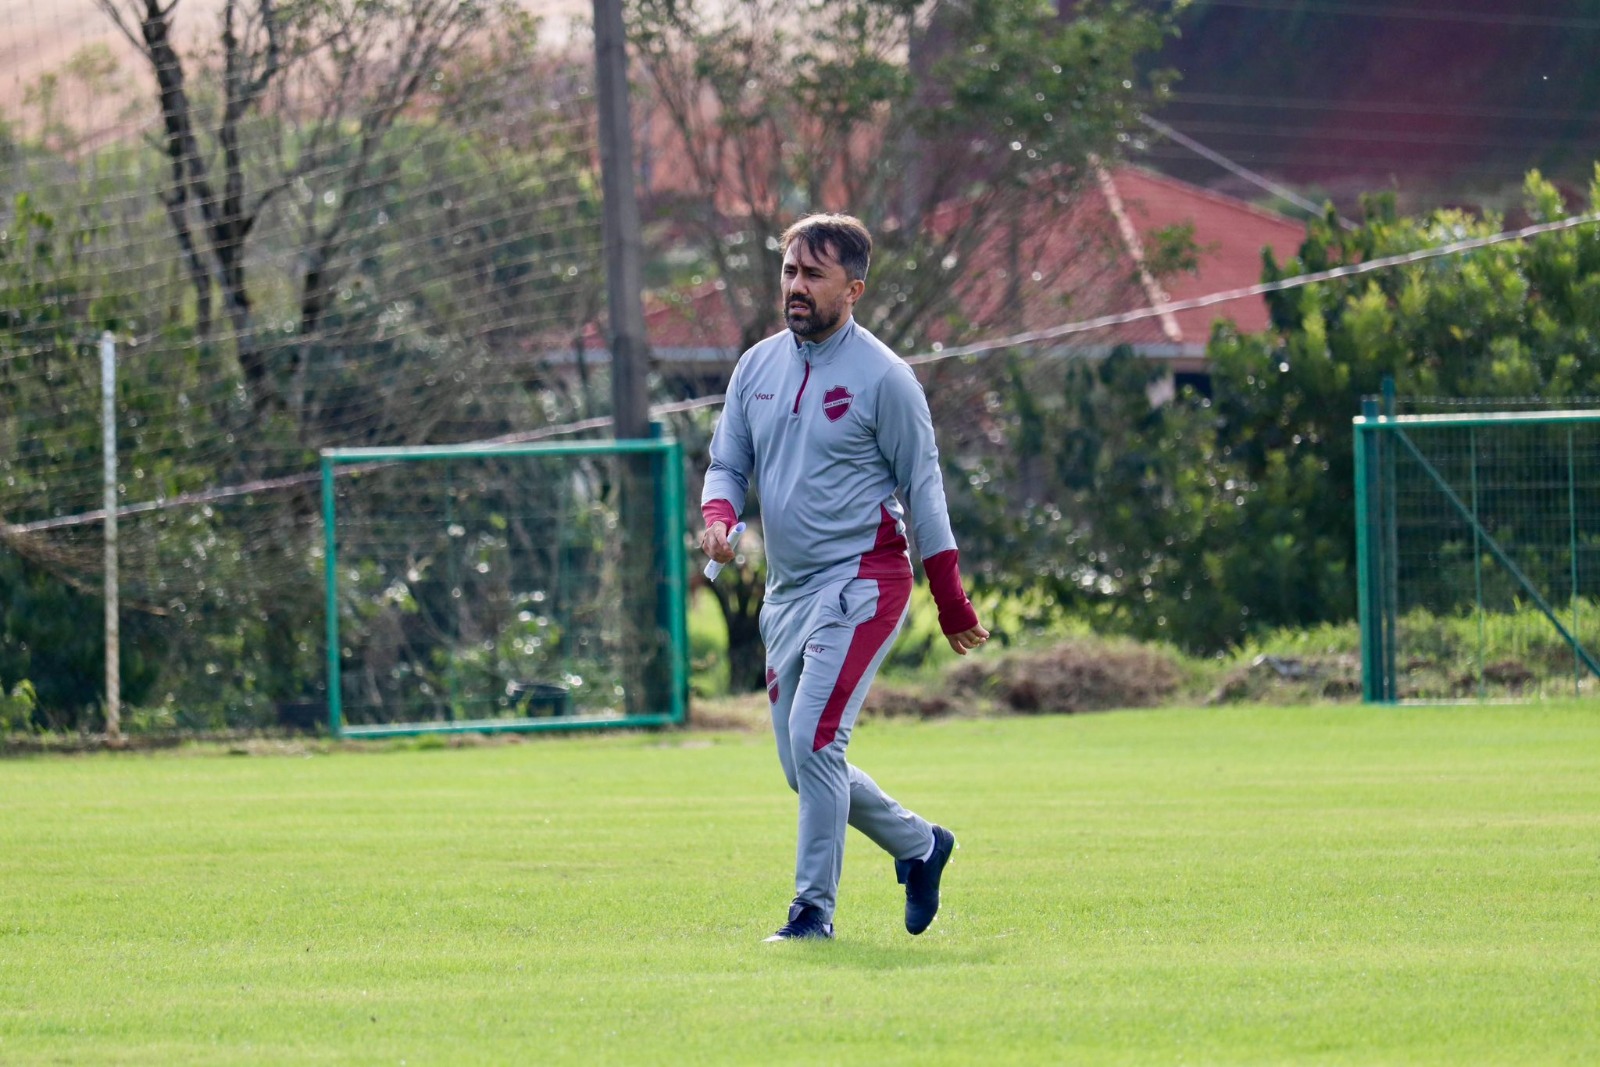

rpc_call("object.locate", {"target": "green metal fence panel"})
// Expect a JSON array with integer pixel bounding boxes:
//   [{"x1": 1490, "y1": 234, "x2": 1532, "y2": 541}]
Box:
[
  {"x1": 321, "y1": 437, "x2": 689, "y2": 737},
  {"x1": 1354, "y1": 410, "x2": 1600, "y2": 702}
]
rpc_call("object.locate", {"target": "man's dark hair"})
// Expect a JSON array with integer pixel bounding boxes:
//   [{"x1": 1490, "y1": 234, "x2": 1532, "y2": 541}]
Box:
[{"x1": 781, "y1": 213, "x2": 872, "y2": 282}]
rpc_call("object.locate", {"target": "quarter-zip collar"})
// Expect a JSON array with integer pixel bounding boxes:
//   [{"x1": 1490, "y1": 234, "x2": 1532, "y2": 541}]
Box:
[{"x1": 792, "y1": 316, "x2": 856, "y2": 367}]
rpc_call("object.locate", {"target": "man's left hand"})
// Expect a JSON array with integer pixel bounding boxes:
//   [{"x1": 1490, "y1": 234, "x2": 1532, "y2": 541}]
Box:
[{"x1": 945, "y1": 623, "x2": 989, "y2": 656}]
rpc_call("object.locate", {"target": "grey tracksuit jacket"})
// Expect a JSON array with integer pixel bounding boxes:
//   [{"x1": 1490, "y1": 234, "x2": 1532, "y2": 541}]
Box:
[{"x1": 701, "y1": 317, "x2": 961, "y2": 600}]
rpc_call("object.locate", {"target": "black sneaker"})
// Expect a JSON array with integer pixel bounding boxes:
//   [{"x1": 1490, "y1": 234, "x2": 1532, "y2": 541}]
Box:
[
  {"x1": 763, "y1": 900, "x2": 834, "y2": 942},
  {"x1": 896, "y1": 825, "x2": 956, "y2": 935}
]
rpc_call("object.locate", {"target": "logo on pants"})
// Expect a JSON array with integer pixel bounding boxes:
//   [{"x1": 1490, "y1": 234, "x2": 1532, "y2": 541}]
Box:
[
  {"x1": 766, "y1": 666, "x2": 780, "y2": 704},
  {"x1": 822, "y1": 386, "x2": 853, "y2": 422}
]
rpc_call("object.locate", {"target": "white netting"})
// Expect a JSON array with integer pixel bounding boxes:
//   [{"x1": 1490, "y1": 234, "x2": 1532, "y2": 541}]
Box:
[{"x1": 0, "y1": 0, "x2": 605, "y2": 726}]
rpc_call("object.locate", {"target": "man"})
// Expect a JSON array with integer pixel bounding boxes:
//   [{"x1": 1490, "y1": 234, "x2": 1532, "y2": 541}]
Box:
[{"x1": 700, "y1": 213, "x2": 989, "y2": 942}]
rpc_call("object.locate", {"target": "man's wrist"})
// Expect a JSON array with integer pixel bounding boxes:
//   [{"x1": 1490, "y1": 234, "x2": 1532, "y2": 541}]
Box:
[
  {"x1": 936, "y1": 599, "x2": 980, "y2": 636},
  {"x1": 702, "y1": 499, "x2": 738, "y2": 530}
]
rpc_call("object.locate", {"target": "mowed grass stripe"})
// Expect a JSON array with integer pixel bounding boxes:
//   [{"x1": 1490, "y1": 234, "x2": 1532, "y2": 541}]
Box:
[{"x1": 1, "y1": 704, "x2": 1598, "y2": 1065}]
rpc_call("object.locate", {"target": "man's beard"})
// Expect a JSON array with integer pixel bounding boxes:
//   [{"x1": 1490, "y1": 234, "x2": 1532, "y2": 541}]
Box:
[{"x1": 785, "y1": 295, "x2": 843, "y2": 338}]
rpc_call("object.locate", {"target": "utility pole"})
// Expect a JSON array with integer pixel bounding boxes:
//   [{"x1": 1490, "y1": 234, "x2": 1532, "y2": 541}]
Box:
[
  {"x1": 592, "y1": 0, "x2": 667, "y2": 715},
  {"x1": 593, "y1": 0, "x2": 650, "y2": 440}
]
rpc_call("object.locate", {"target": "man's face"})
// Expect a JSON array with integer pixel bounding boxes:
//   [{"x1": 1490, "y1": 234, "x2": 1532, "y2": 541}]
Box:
[{"x1": 782, "y1": 239, "x2": 864, "y2": 341}]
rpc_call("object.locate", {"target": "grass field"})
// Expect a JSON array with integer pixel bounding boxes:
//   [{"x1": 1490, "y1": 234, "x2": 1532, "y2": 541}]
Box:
[{"x1": 3, "y1": 703, "x2": 1600, "y2": 1065}]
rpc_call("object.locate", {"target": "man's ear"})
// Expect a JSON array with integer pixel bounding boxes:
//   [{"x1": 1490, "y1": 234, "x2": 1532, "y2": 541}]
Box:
[{"x1": 847, "y1": 278, "x2": 866, "y2": 303}]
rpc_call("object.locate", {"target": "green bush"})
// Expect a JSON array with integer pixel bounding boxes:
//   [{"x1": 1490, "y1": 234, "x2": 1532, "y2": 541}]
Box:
[
  {"x1": 687, "y1": 589, "x2": 731, "y2": 698},
  {"x1": 0, "y1": 678, "x2": 37, "y2": 733}
]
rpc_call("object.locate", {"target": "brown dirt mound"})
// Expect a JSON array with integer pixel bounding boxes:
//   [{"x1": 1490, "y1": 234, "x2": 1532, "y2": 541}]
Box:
[
  {"x1": 948, "y1": 639, "x2": 1184, "y2": 714},
  {"x1": 862, "y1": 683, "x2": 956, "y2": 720}
]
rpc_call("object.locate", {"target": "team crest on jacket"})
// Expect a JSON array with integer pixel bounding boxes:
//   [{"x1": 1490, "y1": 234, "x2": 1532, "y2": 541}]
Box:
[{"x1": 822, "y1": 385, "x2": 853, "y2": 422}]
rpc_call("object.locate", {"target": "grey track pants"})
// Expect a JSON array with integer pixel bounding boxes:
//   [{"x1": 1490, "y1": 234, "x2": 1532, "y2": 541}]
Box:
[{"x1": 760, "y1": 574, "x2": 935, "y2": 922}]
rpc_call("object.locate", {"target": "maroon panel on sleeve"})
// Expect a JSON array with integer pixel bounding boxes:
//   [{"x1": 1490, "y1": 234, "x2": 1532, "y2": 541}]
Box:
[{"x1": 924, "y1": 549, "x2": 978, "y2": 635}]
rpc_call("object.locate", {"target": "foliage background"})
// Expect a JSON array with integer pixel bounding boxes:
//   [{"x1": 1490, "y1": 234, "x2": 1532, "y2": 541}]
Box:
[{"x1": 5, "y1": 0, "x2": 1600, "y2": 728}]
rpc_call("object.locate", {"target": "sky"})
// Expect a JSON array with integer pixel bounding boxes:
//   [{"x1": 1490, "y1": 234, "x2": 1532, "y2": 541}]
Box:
[{"x1": 0, "y1": 0, "x2": 590, "y2": 123}]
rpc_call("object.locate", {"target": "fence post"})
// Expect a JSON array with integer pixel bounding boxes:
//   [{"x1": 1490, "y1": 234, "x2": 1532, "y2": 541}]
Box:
[
  {"x1": 1380, "y1": 380, "x2": 1399, "y2": 701},
  {"x1": 1570, "y1": 426, "x2": 1581, "y2": 696},
  {"x1": 1355, "y1": 398, "x2": 1391, "y2": 702},
  {"x1": 100, "y1": 331, "x2": 121, "y2": 741},
  {"x1": 322, "y1": 453, "x2": 342, "y2": 737},
  {"x1": 1355, "y1": 403, "x2": 1373, "y2": 700},
  {"x1": 1470, "y1": 427, "x2": 1485, "y2": 699}
]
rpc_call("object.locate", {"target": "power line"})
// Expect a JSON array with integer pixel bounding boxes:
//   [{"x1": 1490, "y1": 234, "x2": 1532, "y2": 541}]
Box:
[
  {"x1": 1166, "y1": 91, "x2": 1600, "y2": 125},
  {"x1": 1197, "y1": 0, "x2": 1600, "y2": 31},
  {"x1": 1135, "y1": 145, "x2": 1567, "y2": 179},
  {"x1": 906, "y1": 210, "x2": 1600, "y2": 366},
  {"x1": 1148, "y1": 118, "x2": 1595, "y2": 152},
  {"x1": 13, "y1": 210, "x2": 1600, "y2": 537},
  {"x1": 1137, "y1": 114, "x2": 1354, "y2": 228}
]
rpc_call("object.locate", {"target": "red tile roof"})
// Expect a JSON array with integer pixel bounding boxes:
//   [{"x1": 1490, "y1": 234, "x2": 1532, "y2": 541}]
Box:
[
  {"x1": 1107, "y1": 166, "x2": 1305, "y2": 344},
  {"x1": 925, "y1": 165, "x2": 1306, "y2": 365}
]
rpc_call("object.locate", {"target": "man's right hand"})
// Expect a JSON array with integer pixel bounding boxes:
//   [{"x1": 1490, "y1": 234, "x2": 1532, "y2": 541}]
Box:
[{"x1": 699, "y1": 521, "x2": 735, "y2": 564}]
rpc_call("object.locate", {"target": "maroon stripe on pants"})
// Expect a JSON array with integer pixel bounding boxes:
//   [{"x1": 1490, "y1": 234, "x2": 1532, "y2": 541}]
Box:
[{"x1": 811, "y1": 577, "x2": 911, "y2": 752}]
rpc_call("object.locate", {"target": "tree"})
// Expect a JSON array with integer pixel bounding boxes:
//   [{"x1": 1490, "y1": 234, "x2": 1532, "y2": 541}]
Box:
[
  {"x1": 631, "y1": 0, "x2": 1175, "y2": 688},
  {"x1": 93, "y1": 0, "x2": 531, "y2": 425},
  {"x1": 635, "y1": 0, "x2": 1171, "y2": 351},
  {"x1": 1200, "y1": 171, "x2": 1600, "y2": 639},
  {"x1": 956, "y1": 168, "x2": 1600, "y2": 654}
]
